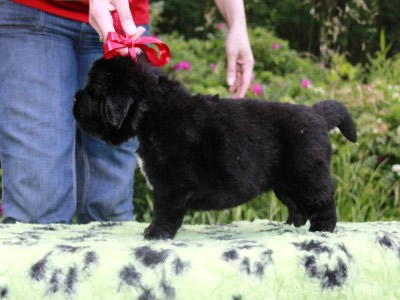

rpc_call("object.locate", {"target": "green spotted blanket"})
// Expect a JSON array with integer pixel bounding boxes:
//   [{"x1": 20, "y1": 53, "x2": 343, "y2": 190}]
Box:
[{"x1": 0, "y1": 220, "x2": 399, "y2": 299}]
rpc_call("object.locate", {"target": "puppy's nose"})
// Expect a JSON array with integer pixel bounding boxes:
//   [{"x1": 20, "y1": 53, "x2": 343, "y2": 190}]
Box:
[{"x1": 74, "y1": 90, "x2": 84, "y2": 102}]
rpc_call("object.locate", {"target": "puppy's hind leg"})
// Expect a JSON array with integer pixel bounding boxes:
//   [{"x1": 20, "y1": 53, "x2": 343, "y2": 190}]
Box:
[
  {"x1": 273, "y1": 188, "x2": 308, "y2": 227},
  {"x1": 295, "y1": 173, "x2": 337, "y2": 233}
]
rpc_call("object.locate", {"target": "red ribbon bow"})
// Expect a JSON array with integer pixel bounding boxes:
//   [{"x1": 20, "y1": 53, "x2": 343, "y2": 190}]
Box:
[
  {"x1": 103, "y1": 32, "x2": 170, "y2": 66},
  {"x1": 103, "y1": 8, "x2": 170, "y2": 67}
]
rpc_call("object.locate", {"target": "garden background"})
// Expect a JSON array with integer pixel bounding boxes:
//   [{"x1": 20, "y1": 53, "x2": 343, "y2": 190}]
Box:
[{"x1": 0, "y1": 0, "x2": 399, "y2": 224}]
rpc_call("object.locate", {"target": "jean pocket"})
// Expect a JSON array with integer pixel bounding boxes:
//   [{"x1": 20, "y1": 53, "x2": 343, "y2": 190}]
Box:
[{"x1": 0, "y1": 0, "x2": 44, "y2": 31}]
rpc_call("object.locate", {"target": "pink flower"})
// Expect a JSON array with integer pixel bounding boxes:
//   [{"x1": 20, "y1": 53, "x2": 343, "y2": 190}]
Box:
[
  {"x1": 172, "y1": 61, "x2": 191, "y2": 71},
  {"x1": 216, "y1": 22, "x2": 225, "y2": 31},
  {"x1": 210, "y1": 63, "x2": 217, "y2": 71},
  {"x1": 0, "y1": 202, "x2": 2, "y2": 217},
  {"x1": 272, "y1": 43, "x2": 280, "y2": 50},
  {"x1": 252, "y1": 83, "x2": 263, "y2": 96},
  {"x1": 301, "y1": 78, "x2": 312, "y2": 89},
  {"x1": 377, "y1": 156, "x2": 386, "y2": 165}
]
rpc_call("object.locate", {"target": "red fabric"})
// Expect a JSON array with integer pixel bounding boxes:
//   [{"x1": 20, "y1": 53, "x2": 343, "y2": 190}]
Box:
[{"x1": 11, "y1": 0, "x2": 149, "y2": 24}]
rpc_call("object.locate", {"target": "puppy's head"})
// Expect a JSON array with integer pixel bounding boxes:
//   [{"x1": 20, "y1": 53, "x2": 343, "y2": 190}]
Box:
[{"x1": 73, "y1": 55, "x2": 150, "y2": 145}]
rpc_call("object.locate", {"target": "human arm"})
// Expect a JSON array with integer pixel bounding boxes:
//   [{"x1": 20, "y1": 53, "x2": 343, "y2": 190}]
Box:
[{"x1": 214, "y1": 0, "x2": 254, "y2": 98}]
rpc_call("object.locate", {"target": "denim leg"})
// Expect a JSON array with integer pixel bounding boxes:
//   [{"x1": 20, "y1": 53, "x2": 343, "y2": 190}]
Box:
[
  {"x1": 0, "y1": 0, "x2": 79, "y2": 223},
  {"x1": 75, "y1": 24, "x2": 150, "y2": 223}
]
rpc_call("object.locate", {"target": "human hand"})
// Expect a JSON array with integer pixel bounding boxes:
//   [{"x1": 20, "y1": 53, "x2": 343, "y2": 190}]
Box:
[
  {"x1": 225, "y1": 25, "x2": 254, "y2": 98},
  {"x1": 89, "y1": 0, "x2": 145, "y2": 47}
]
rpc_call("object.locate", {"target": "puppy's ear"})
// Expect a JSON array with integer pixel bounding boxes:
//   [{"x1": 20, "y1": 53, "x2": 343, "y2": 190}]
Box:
[{"x1": 104, "y1": 92, "x2": 134, "y2": 128}]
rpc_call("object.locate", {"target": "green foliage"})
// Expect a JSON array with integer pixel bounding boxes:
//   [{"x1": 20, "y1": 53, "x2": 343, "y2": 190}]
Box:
[
  {"x1": 151, "y1": 0, "x2": 219, "y2": 40},
  {"x1": 153, "y1": 0, "x2": 400, "y2": 64}
]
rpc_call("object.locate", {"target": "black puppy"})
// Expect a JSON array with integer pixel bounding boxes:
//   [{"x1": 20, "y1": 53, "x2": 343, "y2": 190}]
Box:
[{"x1": 73, "y1": 55, "x2": 357, "y2": 240}]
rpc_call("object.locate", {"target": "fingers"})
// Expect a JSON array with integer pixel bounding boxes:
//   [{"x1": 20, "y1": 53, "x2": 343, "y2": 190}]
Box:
[
  {"x1": 227, "y1": 57, "x2": 254, "y2": 98},
  {"x1": 116, "y1": 26, "x2": 146, "y2": 56},
  {"x1": 236, "y1": 59, "x2": 254, "y2": 98},
  {"x1": 89, "y1": 1, "x2": 115, "y2": 41},
  {"x1": 229, "y1": 69, "x2": 241, "y2": 95},
  {"x1": 114, "y1": 0, "x2": 137, "y2": 36},
  {"x1": 226, "y1": 50, "x2": 238, "y2": 87}
]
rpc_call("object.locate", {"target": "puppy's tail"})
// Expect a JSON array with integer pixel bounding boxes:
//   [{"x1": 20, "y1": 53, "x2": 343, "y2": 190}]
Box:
[{"x1": 313, "y1": 100, "x2": 357, "y2": 143}]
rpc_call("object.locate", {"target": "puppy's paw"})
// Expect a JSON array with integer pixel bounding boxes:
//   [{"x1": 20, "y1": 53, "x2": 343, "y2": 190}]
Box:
[
  {"x1": 144, "y1": 225, "x2": 175, "y2": 240},
  {"x1": 286, "y1": 212, "x2": 307, "y2": 227},
  {"x1": 309, "y1": 220, "x2": 336, "y2": 233}
]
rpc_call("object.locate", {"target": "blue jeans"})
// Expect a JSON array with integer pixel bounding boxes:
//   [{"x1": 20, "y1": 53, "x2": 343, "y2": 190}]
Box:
[{"x1": 0, "y1": 0, "x2": 148, "y2": 223}]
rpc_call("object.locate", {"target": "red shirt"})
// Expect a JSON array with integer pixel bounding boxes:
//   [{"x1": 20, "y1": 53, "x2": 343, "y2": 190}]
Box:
[{"x1": 12, "y1": 0, "x2": 149, "y2": 25}]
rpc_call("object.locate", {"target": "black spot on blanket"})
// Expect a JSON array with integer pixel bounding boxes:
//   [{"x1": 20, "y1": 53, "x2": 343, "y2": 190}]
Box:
[
  {"x1": 134, "y1": 246, "x2": 169, "y2": 268},
  {"x1": 57, "y1": 245, "x2": 88, "y2": 253},
  {"x1": 304, "y1": 256, "x2": 317, "y2": 277},
  {"x1": 337, "y1": 244, "x2": 352, "y2": 260},
  {"x1": 259, "y1": 228, "x2": 281, "y2": 233},
  {"x1": 234, "y1": 240, "x2": 257, "y2": 245},
  {"x1": 294, "y1": 240, "x2": 332, "y2": 255},
  {"x1": 255, "y1": 250, "x2": 273, "y2": 278},
  {"x1": 96, "y1": 221, "x2": 122, "y2": 228},
  {"x1": 377, "y1": 233, "x2": 400, "y2": 259},
  {"x1": 172, "y1": 258, "x2": 189, "y2": 275},
  {"x1": 304, "y1": 256, "x2": 348, "y2": 289},
  {"x1": 232, "y1": 295, "x2": 243, "y2": 300},
  {"x1": 171, "y1": 242, "x2": 188, "y2": 247},
  {"x1": 254, "y1": 262, "x2": 265, "y2": 277},
  {"x1": 65, "y1": 266, "x2": 78, "y2": 294},
  {"x1": 260, "y1": 249, "x2": 273, "y2": 264},
  {"x1": 65, "y1": 266, "x2": 77, "y2": 295},
  {"x1": 323, "y1": 259, "x2": 347, "y2": 289},
  {"x1": 48, "y1": 269, "x2": 62, "y2": 294},
  {"x1": 30, "y1": 253, "x2": 51, "y2": 281},
  {"x1": 139, "y1": 288, "x2": 156, "y2": 300},
  {"x1": 160, "y1": 274, "x2": 175, "y2": 299},
  {"x1": 241, "y1": 257, "x2": 251, "y2": 275},
  {"x1": 223, "y1": 250, "x2": 239, "y2": 261},
  {"x1": 6, "y1": 231, "x2": 41, "y2": 246},
  {"x1": 0, "y1": 287, "x2": 8, "y2": 299},
  {"x1": 119, "y1": 265, "x2": 142, "y2": 287},
  {"x1": 24, "y1": 231, "x2": 41, "y2": 240},
  {"x1": 65, "y1": 232, "x2": 96, "y2": 242},
  {"x1": 33, "y1": 225, "x2": 57, "y2": 231},
  {"x1": 233, "y1": 240, "x2": 260, "y2": 249},
  {"x1": 378, "y1": 234, "x2": 392, "y2": 248},
  {"x1": 222, "y1": 249, "x2": 273, "y2": 278},
  {"x1": 216, "y1": 234, "x2": 236, "y2": 240},
  {"x1": 83, "y1": 251, "x2": 98, "y2": 271}
]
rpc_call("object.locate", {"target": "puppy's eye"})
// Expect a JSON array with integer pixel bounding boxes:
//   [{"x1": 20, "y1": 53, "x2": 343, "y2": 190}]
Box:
[{"x1": 73, "y1": 98, "x2": 77, "y2": 103}]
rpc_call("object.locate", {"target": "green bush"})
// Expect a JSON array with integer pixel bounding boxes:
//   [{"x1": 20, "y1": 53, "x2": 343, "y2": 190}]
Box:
[{"x1": 153, "y1": 0, "x2": 400, "y2": 64}]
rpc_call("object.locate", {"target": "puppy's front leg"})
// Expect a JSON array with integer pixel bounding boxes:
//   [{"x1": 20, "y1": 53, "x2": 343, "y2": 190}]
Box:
[{"x1": 144, "y1": 199, "x2": 186, "y2": 240}]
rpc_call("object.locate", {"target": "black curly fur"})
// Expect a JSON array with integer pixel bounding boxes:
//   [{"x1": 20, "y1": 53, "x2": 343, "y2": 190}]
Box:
[{"x1": 73, "y1": 55, "x2": 357, "y2": 240}]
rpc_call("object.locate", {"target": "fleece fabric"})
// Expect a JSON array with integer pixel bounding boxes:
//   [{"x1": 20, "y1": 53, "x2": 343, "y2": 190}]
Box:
[{"x1": 0, "y1": 220, "x2": 399, "y2": 299}]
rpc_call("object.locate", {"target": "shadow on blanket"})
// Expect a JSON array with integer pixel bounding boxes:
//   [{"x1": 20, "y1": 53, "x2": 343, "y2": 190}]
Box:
[{"x1": 0, "y1": 220, "x2": 399, "y2": 299}]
